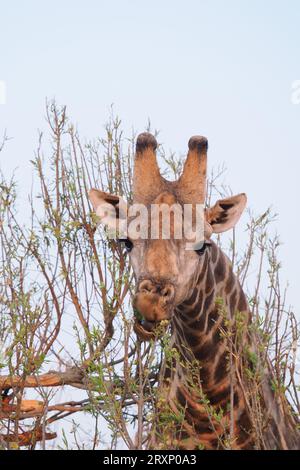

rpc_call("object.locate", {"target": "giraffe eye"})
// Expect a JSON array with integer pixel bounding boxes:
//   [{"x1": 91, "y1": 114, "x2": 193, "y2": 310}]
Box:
[
  {"x1": 195, "y1": 242, "x2": 210, "y2": 256},
  {"x1": 118, "y1": 238, "x2": 133, "y2": 253}
]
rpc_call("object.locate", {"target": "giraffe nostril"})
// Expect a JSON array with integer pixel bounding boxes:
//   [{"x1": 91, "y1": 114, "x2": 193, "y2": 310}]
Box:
[
  {"x1": 138, "y1": 280, "x2": 175, "y2": 302},
  {"x1": 139, "y1": 280, "x2": 156, "y2": 294},
  {"x1": 161, "y1": 286, "x2": 175, "y2": 301}
]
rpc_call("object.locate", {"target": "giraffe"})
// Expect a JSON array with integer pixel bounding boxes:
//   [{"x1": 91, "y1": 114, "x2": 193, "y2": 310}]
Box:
[{"x1": 89, "y1": 133, "x2": 300, "y2": 450}]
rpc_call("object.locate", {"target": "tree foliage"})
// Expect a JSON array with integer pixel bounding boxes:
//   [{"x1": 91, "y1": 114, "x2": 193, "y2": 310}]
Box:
[{"x1": 0, "y1": 103, "x2": 299, "y2": 449}]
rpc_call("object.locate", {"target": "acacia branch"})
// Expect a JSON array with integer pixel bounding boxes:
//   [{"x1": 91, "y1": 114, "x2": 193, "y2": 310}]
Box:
[
  {"x1": 0, "y1": 367, "x2": 85, "y2": 390},
  {"x1": 0, "y1": 428, "x2": 57, "y2": 446},
  {"x1": 0, "y1": 366, "x2": 124, "y2": 393}
]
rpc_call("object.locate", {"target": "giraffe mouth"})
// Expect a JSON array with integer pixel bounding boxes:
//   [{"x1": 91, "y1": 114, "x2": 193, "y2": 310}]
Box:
[
  {"x1": 133, "y1": 318, "x2": 169, "y2": 342},
  {"x1": 141, "y1": 319, "x2": 158, "y2": 332}
]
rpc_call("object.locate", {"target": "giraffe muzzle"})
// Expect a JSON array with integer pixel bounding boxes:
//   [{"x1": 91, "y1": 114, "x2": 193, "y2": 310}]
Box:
[{"x1": 133, "y1": 279, "x2": 175, "y2": 324}]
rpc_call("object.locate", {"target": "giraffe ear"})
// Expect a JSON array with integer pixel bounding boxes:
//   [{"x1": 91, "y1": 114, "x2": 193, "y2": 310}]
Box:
[
  {"x1": 89, "y1": 189, "x2": 127, "y2": 236},
  {"x1": 205, "y1": 193, "x2": 247, "y2": 234}
]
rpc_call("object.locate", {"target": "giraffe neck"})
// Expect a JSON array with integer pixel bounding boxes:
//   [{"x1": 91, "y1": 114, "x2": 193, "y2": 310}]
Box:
[
  {"x1": 158, "y1": 241, "x2": 253, "y2": 450},
  {"x1": 173, "y1": 240, "x2": 250, "y2": 368}
]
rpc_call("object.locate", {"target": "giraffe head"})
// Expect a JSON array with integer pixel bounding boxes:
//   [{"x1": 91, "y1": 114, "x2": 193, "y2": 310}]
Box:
[{"x1": 89, "y1": 133, "x2": 246, "y2": 336}]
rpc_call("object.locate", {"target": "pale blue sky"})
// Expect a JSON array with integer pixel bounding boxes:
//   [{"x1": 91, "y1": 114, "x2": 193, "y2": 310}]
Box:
[{"x1": 1, "y1": 0, "x2": 300, "y2": 312}]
